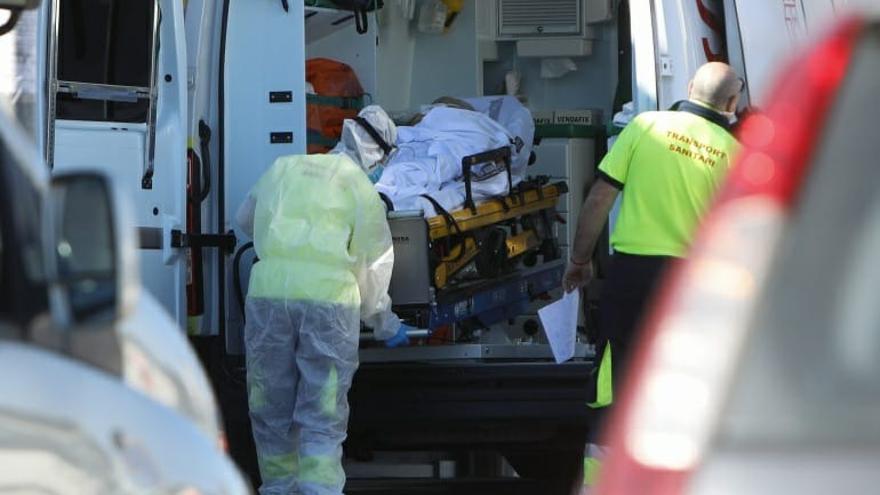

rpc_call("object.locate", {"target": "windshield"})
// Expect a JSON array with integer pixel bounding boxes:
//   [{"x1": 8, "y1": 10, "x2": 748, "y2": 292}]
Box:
[{"x1": 714, "y1": 28, "x2": 880, "y2": 449}]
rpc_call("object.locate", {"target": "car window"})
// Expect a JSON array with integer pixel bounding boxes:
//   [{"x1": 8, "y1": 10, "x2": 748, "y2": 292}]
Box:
[{"x1": 715, "y1": 26, "x2": 880, "y2": 448}]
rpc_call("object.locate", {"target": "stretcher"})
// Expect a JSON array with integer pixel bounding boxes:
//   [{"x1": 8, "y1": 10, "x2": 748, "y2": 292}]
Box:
[{"x1": 387, "y1": 146, "x2": 569, "y2": 330}]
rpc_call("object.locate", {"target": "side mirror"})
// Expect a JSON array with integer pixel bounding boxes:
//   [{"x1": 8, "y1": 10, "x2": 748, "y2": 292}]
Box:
[{"x1": 50, "y1": 172, "x2": 138, "y2": 326}]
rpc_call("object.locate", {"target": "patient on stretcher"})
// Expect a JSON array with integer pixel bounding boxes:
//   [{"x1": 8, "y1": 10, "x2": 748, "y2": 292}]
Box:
[{"x1": 373, "y1": 95, "x2": 535, "y2": 217}]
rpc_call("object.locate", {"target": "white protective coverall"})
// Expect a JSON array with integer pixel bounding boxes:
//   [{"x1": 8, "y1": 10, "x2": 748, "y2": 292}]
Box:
[{"x1": 236, "y1": 106, "x2": 399, "y2": 495}]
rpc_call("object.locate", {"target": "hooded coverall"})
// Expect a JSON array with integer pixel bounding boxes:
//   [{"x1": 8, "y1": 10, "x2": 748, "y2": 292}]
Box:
[{"x1": 241, "y1": 152, "x2": 397, "y2": 495}]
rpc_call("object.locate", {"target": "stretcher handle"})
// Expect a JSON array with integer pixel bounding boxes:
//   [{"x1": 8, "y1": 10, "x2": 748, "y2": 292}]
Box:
[{"x1": 462, "y1": 146, "x2": 513, "y2": 214}]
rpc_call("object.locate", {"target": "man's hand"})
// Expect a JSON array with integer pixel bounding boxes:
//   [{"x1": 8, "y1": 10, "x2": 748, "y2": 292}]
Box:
[
  {"x1": 566, "y1": 179, "x2": 618, "y2": 293},
  {"x1": 563, "y1": 260, "x2": 594, "y2": 293}
]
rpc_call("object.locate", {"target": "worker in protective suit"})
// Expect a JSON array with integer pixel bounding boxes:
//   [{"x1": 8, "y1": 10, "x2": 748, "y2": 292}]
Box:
[{"x1": 235, "y1": 105, "x2": 410, "y2": 495}]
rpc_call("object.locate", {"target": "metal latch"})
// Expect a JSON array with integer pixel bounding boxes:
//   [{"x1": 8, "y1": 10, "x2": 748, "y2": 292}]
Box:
[
  {"x1": 170, "y1": 229, "x2": 237, "y2": 254},
  {"x1": 659, "y1": 56, "x2": 674, "y2": 77}
]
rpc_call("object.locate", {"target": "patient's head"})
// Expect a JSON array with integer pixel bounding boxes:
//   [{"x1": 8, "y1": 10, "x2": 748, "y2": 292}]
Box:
[
  {"x1": 431, "y1": 96, "x2": 475, "y2": 111},
  {"x1": 408, "y1": 96, "x2": 476, "y2": 125}
]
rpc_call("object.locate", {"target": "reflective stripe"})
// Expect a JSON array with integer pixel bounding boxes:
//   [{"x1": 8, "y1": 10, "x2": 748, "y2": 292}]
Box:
[
  {"x1": 259, "y1": 452, "x2": 299, "y2": 481},
  {"x1": 588, "y1": 345, "x2": 613, "y2": 408},
  {"x1": 583, "y1": 456, "x2": 602, "y2": 487},
  {"x1": 320, "y1": 363, "x2": 338, "y2": 418},
  {"x1": 583, "y1": 444, "x2": 608, "y2": 487},
  {"x1": 299, "y1": 455, "x2": 344, "y2": 486},
  {"x1": 248, "y1": 365, "x2": 268, "y2": 410}
]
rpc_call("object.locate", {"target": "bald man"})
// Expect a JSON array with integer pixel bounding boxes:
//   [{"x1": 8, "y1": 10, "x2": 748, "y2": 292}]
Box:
[{"x1": 564, "y1": 63, "x2": 742, "y2": 479}]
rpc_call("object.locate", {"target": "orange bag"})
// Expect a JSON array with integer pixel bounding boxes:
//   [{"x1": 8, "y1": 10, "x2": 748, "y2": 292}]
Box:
[{"x1": 306, "y1": 58, "x2": 365, "y2": 154}]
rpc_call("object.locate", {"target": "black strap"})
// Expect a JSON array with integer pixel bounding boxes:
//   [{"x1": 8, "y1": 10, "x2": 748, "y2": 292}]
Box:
[
  {"x1": 421, "y1": 195, "x2": 461, "y2": 237},
  {"x1": 670, "y1": 100, "x2": 732, "y2": 133},
  {"x1": 421, "y1": 194, "x2": 470, "y2": 263},
  {"x1": 353, "y1": 116, "x2": 393, "y2": 156},
  {"x1": 512, "y1": 136, "x2": 524, "y2": 153},
  {"x1": 378, "y1": 192, "x2": 394, "y2": 212}
]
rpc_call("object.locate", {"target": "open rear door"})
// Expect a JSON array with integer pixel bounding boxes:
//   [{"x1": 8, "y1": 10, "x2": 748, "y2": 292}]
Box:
[
  {"x1": 724, "y1": 0, "x2": 842, "y2": 105},
  {"x1": 220, "y1": 0, "x2": 306, "y2": 353},
  {"x1": 629, "y1": 0, "x2": 727, "y2": 113},
  {"x1": 41, "y1": 0, "x2": 189, "y2": 328}
]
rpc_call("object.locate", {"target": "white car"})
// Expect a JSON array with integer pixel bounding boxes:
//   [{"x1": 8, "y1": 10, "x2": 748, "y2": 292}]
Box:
[{"x1": 0, "y1": 100, "x2": 249, "y2": 493}]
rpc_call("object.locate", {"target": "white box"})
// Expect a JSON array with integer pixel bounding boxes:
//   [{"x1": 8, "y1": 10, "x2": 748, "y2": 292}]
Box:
[{"x1": 586, "y1": 0, "x2": 614, "y2": 24}]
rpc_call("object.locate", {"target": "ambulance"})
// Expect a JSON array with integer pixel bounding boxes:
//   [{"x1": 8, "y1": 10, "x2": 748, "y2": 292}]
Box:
[{"x1": 31, "y1": 0, "x2": 877, "y2": 488}]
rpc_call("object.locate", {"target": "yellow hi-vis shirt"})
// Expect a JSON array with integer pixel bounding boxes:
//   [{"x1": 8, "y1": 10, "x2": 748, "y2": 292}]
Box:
[
  {"x1": 599, "y1": 109, "x2": 739, "y2": 257},
  {"x1": 247, "y1": 154, "x2": 393, "y2": 308}
]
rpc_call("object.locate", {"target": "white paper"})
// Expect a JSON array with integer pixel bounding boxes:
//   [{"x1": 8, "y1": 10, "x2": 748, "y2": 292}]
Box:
[{"x1": 538, "y1": 290, "x2": 580, "y2": 364}]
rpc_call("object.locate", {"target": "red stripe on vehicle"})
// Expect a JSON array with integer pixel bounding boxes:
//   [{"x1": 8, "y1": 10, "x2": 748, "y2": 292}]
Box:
[{"x1": 696, "y1": 0, "x2": 723, "y2": 33}]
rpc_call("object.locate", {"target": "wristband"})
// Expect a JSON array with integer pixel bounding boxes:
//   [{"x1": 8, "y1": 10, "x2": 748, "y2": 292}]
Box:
[{"x1": 569, "y1": 256, "x2": 589, "y2": 267}]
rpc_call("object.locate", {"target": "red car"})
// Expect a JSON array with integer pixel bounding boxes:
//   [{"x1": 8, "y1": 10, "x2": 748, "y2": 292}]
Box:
[{"x1": 595, "y1": 16, "x2": 880, "y2": 495}]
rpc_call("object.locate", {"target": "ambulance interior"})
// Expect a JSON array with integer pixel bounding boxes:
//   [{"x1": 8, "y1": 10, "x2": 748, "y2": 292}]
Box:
[
  {"x1": 296, "y1": 0, "x2": 630, "y2": 356},
  {"x1": 295, "y1": 4, "x2": 630, "y2": 485},
  {"x1": 38, "y1": 0, "x2": 817, "y2": 488},
  {"x1": 42, "y1": 0, "x2": 747, "y2": 352}
]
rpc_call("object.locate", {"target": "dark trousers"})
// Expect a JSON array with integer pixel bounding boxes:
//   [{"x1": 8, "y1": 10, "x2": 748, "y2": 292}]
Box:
[{"x1": 591, "y1": 252, "x2": 673, "y2": 438}]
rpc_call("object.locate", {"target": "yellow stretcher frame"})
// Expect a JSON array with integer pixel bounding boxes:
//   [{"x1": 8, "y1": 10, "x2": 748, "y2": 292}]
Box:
[
  {"x1": 426, "y1": 182, "x2": 568, "y2": 240},
  {"x1": 427, "y1": 181, "x2": 568, "y2": 289}
]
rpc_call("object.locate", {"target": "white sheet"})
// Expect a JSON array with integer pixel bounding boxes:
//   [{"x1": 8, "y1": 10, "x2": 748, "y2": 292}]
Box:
[
  {"x1": 538, "y1": 290, "x2": 580, "y2": 364},
  {"x1": 464, "y1": 96, "x2": 535, "y2": 181},
  {"x1": 375, "y1": 97, "x2": 535, "y2": 217}
]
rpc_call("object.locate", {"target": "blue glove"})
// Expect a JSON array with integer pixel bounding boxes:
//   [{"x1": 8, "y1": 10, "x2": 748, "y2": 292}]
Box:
[
  {"x1": 367, "y1": 165, "x2": 385, "y2": 184},
  {"x1": 384, "y1": 324, "x2": 411, "y2": 348}
]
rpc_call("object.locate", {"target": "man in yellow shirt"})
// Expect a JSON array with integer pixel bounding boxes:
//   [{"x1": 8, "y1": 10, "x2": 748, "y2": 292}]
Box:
[{"x1": 564, "y1": 62, "x2": 742, "y2": 488}]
